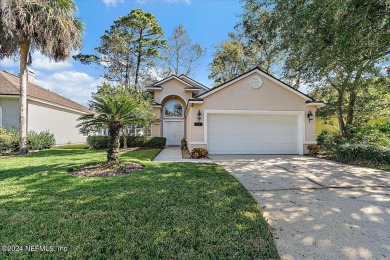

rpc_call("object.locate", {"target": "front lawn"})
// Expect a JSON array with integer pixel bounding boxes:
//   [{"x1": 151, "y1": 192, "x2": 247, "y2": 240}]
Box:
[{"x1": 0, "y1": 146, "x2": 278, "y2": 259}]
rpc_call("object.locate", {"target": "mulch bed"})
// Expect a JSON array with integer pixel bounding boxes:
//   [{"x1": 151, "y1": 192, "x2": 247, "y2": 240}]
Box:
[{"x1": 70, "y1": 162, "x2": 144, "y2": 177}]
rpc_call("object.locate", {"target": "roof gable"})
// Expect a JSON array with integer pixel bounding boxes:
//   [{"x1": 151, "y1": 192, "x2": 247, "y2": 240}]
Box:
[
  {"x1": 178, "y1": 75, "x2": 209, "y2": 90},
  {"x1": 152, "y1": 75, "x2": 194, "y2": 88},
  {"x1": 0, "y1": 70, "x2": 92, "y2": 114},
  {"x1": 196, "y1": 67, "x2": 314, "y2": 101}
]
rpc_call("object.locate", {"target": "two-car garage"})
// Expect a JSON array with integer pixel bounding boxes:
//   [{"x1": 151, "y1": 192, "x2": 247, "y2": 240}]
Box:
[{"x1": 206, "y1": 111, "x2": 303, "y2": 155}]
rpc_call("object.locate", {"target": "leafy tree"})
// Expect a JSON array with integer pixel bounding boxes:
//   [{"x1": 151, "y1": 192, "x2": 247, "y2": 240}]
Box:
[
  {"x1": 239, "y1": 0, "x2": 282, "y2": 74},
  {"x1": 268, "y1": 0, "x2": 390, "y2": 136},
  {"x1": 163, "y1": 24, "x2": 206, "y2": 76},
  {"x1": 312, "y1": 76, "x2": 390, "y2": 125},
  {"x1": 78, "y1": 86, "x2": 145, "y2": 162},
  {"x1": 209, "y1": 1, "x2": 283, "y2": 85},
  {"x1": 74, "y1": 9, "x2": 166, "y2": 88},
  {"x1": 209, "y1": 33, "x2": 257, "y2": 85},
  {"x1": 90, "y1": 83, "x2": 156, "y2": 148},
  {"x1": 0, "y1": 0, "x2": 83, "y2": 154}
]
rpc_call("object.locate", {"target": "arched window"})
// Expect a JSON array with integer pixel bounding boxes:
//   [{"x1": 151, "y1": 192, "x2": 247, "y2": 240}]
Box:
[{"x1": 164, "y1": 101, "x2": 183, "y2": 117}]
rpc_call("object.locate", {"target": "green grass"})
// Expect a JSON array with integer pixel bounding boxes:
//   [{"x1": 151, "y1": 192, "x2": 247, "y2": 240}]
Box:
[{"x1": 0, "y1": 146, "x2": 279, "y2": 259}]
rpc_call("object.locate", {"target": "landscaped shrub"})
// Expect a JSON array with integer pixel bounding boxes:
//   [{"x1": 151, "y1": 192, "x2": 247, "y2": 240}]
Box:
[
  {"x1": 87, "y1": 135, "x2": 166, "y2": 150},
  {"x1": 0, "y1": 127, "x2": 18, "y2": 153},
  {"x1": 341, "y1": 123, "x2": 390, "y2": 148},
  {"x1": 0, "y1": 128, "x2": 55, "y2": 153},
  {"x1": 316, "y1": 130, "x2": 343, "y2": 150},
  {"x1": 191, "y1": 148, "x2": 208, "y2": 159},
  {"x1": 127, "y1": 136, "x2": 149, "y2": 147},
  {"x1": 333, "y1": 143, "x2": 390, "y2": 165},
  {"x1": 26, "y1": 130, "x2": 56, "y2": 150},
  {"x1": 144, "y1": 137, "x2": 166, "y2": 148},
  {"x1": 181, "y1": 138, "x2": 187, "y2": 150},
  {"x1": 87, "y1": 136, "x2": 110, "y2": 150},
  {"x1": 307, "y1": 144, "x2": 321, "y2": 156}
]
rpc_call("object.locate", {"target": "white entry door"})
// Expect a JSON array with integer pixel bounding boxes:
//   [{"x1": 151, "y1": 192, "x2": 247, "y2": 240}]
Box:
[
  {"x1": 207, "y1": 113, "x2": 300, "y2": 154},
  {"x1": 163, "y1": 120, "x2": 184, "y2": 146}
]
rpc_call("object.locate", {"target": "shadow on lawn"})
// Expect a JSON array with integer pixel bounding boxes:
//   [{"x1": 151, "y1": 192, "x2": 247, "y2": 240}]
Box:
[
  {"x1": 0, "y1": 154, "x2": 279, "y2": 258},
  {"x1": 0, "y1": 161, "x2": 257, "y2": 216},
  {"x1": 27, "y1": 148, "x2": 96, "y2": 158}
]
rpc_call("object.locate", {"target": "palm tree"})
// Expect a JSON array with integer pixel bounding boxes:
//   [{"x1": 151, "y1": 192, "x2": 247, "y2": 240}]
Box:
[
  {"x1": 0, "y1": 0, "x2": 83, "y2": 154},
  {"x1": 78, "y1": 89, "x2": 144, "y2": 163}
]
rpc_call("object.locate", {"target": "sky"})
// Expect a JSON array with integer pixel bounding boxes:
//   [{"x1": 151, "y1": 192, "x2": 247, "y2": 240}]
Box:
[{"x1": 0, "y1": 0, "x2": 243, "y2": 106}]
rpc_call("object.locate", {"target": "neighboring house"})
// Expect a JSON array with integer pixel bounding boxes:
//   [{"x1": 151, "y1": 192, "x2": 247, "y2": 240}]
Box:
[
  {"x1": 0, "y1": 70, "x2": 91, "y2": 145},
  {"x1": 147, "y1": 67, "x2": 324, "y2": 155}
]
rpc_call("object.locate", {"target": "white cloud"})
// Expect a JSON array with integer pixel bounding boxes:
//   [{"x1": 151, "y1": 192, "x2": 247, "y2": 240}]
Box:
[
  {"x1": 0, "y1": 52, "x2": 72, "y2": 71},
  {"x1": 0, "y1": 57, "x2": 18, "y2": 67},
  {"x1": 102, "y1": 0, "x2": 124, "y2": 6},
  {"x1": 30, "y1": 52, "x2": 72, "y2": 71},
  {"x1": 35, "y1": 71, "x2": 102, "y2": 107}
]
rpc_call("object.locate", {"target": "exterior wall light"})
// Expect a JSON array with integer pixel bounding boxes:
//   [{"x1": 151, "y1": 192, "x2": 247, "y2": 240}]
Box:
[
  {"x1": 197, "y1": 110, "x2": 202, "y2": 121},
  {"x1": 307, "y1": 111, "x2": 314, "y2": 122}
]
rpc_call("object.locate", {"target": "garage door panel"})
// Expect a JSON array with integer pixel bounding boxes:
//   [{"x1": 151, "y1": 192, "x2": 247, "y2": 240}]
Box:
[{"x1": 207, "y1": 113, "x2": 299, "y2": 154}]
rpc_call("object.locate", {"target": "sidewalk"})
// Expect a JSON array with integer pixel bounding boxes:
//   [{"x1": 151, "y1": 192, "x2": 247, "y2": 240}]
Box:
[{"x1": 153, "y1": 147, "x2": 212, "y2": 163}]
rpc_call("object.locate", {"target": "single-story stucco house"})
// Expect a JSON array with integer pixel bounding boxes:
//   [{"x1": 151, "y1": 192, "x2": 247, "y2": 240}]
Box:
[
  {"x1": 0, "y1": 70, "x2": 91, "y2": 145},
  {"x1": 147, "y1": 67, "x2": 324, "y2": 155}
]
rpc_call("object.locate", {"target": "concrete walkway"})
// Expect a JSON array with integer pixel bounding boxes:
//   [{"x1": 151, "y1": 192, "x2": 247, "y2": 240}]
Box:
[
  {"x1": 211, "y1": 155, "x2": 390, "y2": 260},
  {"x1": 153, "y1": 147, "x2": 212, "y2": 163}
]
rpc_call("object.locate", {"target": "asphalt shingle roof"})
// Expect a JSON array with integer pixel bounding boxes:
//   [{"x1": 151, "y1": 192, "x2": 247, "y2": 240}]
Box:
[{"x1": 0, "y1": 70, "x2": 92, "y2": 114}]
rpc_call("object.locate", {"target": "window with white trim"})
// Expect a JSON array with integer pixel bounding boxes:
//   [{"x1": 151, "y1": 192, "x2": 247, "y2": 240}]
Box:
[
  {"x1": 164, "y1": 101, "x2": 183, "y2": 117},
  {"x1": 0, "y1": 105, "x2": 2, "y2": 126}
]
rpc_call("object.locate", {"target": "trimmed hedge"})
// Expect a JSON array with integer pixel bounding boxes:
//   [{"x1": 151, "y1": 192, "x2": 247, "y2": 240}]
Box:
[
  {"x1": 333, "y1": 143, "x2": 390, "y2": 165},
  {"x1": 144, "y1": 137, "x2": 166, "y2": 148},
  {"x1": 87, "y1": 135, "x2": 166, "y2": 150},
  {"x1": 86, "y1": 136, "x2": 110, "y2": 150}
]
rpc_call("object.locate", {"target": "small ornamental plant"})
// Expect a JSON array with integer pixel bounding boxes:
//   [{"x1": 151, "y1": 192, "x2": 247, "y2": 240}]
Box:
[
  {"x1": 307, "y1": 144, "x2": 321, "y2": 156},
  {"x1": 191, "y1": 148, "x2": 208, "y2": 159}
]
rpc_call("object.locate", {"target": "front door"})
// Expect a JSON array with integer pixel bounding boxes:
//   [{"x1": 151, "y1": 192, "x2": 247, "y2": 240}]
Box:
[{"x1": 163, "y1": 120, "x2": 184, "y2": 146}]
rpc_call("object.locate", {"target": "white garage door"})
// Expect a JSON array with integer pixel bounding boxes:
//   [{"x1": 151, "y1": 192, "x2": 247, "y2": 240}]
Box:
[{"x1": 207, "y1": 113, "x2": 299, "y2": 154}]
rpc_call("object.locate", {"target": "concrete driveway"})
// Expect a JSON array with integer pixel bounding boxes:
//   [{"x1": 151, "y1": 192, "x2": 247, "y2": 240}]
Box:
[{"x1": 210, "y1": 155, "x2": 390, "y2": 260}]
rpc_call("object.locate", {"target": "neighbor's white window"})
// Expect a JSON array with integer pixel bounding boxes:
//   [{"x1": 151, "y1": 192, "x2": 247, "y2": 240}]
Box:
[
  {"x1": 164, "y1": 101, "x2": 183, "y2": 117},
  {"x1": 0, "y1": 105, "x2": 2, "y2": 126}
]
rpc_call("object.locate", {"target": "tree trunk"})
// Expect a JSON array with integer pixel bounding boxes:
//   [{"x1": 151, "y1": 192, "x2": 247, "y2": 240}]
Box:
[
  {"x1": 134, "y1": 30, "x2": 143, "y2": 89},
  {"x1": 121, "y1": 128, "x2": 128, "y2": 149},
  {"x1": 346, "y1": 69, "x2": 362, "y2": 127},
  {"x1": 125, "y1": 53, "x2": 131, "y2": 89},
  {"x1": 336, "y1": 88, "x2": 346, "y2": 135},
  {"x1": 107, "y1": 122, "x2": 121, "y2": 163},
  {"x1": 346, "y1": 89, "x2": 357, "y2": 126},
  {"x1": 19, "y1": 41, "x2": 30, "y2": 155}
]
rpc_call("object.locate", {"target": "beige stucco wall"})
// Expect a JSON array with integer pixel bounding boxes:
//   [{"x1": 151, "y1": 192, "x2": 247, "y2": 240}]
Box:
[
  {"x1": 151, "y1": 107, "x2": 162, "y2": 137},
  {"x1": 186, "y1": 72, "x2": 318, "y2": 153},
  {"x1": 151, "y1": 78, "x2": 192, "y2": 139},
  {"x1": 153, "y1": 79, "x2": 193, "y2": 104},
  {"x1": 1, "y1": 97, "x2": 87, "y2": 145},
  {"x1": 27, "y1": 101, "x2": 87, "y2": 145},
  {"x1": 0, "y1": 97, "x2": 20, "y2": 129}
]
